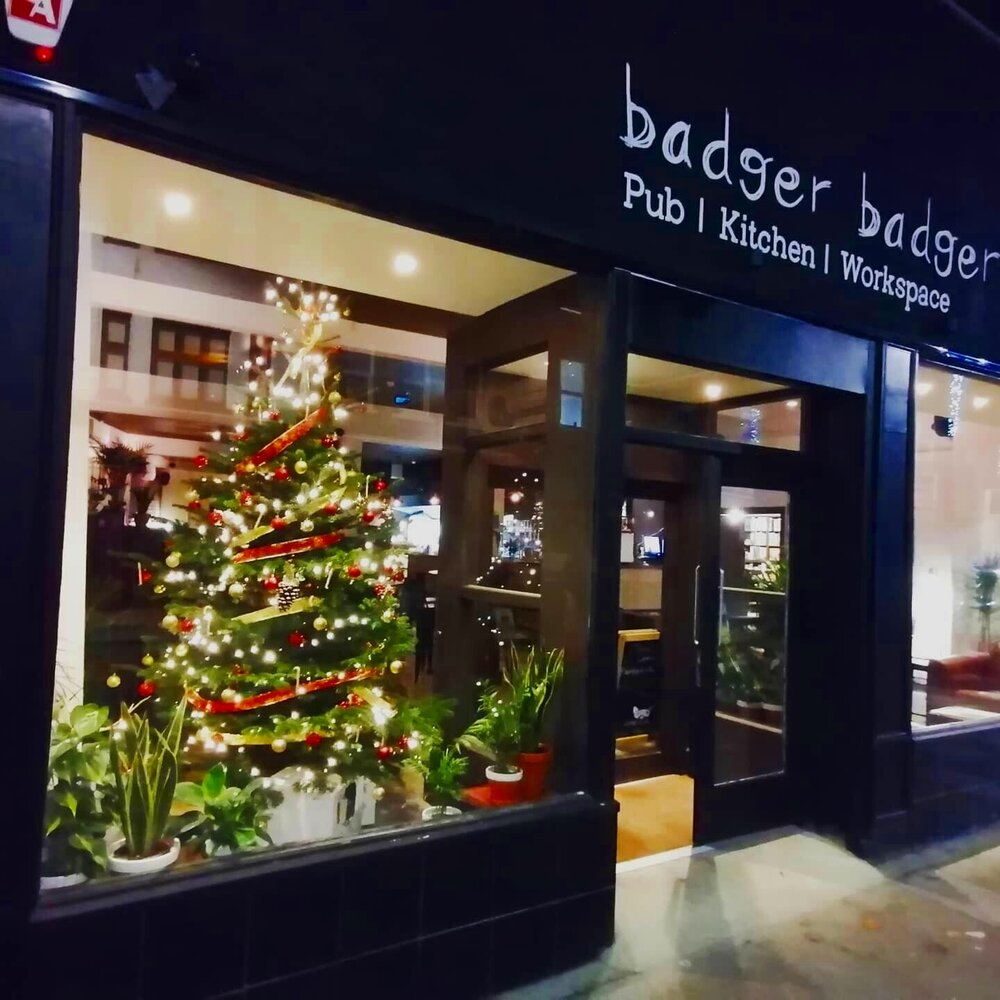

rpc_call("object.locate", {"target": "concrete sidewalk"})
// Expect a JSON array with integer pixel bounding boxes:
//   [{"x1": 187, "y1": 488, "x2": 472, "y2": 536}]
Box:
[{"x1": 501, "y1": 826, "x2": 1000, "y2": 999}]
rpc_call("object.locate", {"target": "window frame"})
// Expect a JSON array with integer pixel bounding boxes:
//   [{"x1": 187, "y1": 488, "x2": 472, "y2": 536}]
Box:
[
  {"x1": 150, "y1": 317, "x2": 231, "y2": 391},
  {"x1": 99, "y1": 308, "x2": 131, "y2": 370}
]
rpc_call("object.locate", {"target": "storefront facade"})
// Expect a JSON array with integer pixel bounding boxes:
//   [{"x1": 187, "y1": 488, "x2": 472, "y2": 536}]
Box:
[{"x1": 3, "y1": 3, "x2": 1000, "y2": 997}]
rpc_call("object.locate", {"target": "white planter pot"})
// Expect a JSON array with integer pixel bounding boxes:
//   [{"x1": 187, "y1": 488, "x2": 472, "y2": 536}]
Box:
[
  {"x1": 40, "y1": 871, "x2": 88, "y2": 890},
  {"x1": 265, "y1": 767, "x2": 377, "y2": 846},
  {"x1": 421, "y1": 805, "x2": 462, "y2": 821},
  {"x1": 485, "y1": 765, "x2": 523, "y2": 784},
  {"x1": 108, "y1": 838, "x2": 180, "y2": 876}
]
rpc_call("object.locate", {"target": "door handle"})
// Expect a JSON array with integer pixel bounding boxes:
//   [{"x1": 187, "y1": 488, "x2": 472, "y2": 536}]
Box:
[
  {"x1": 693, "y1": 564, "x2": 700, "y2": 646},
  {"x1": 719, "y1": 569, "x2": 725, "y2": 634}
]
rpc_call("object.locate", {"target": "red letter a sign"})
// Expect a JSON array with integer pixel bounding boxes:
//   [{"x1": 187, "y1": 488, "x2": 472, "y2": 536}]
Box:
[{"x1": 5, "y1": 0, "x2": 75, "y2": 47}]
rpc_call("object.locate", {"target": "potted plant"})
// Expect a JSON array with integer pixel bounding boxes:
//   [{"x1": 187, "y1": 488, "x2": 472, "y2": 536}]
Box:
[
  {"x1": 130, "y1": 481, "x2": 156, "y2": 529},
  {"x1": 971, "y1": 555, "x2": 1000, "y2": 651},
  {"x1": 418, "y1": 745, "x2": 468, "y2": 820},
  {"x1": 107, "y1": 702, "x2": 185, "y2": 875},
  {"x1": 505, "y1": 646, "x2": 564, "y2": 801},
  {"x1": 175, "y1": 763, "x2": 277, "y2": 856},
  {"x1": 93, "y1": 439, "x2": 148, "y2": 508},
  {"x1": 460, "y1": 684, "x2": 523, "y2": 805},
  {"x1": 42, "y1": 703, "x2": 113, "y2": 889}
]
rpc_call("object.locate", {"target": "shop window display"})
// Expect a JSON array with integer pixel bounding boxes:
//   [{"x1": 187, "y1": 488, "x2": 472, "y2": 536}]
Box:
[
  {"x1": 912, "y1": 362, "x2": 1000, "y2": 728},
  {"x1": 41, "y1": 137, "x2": 575, "y2": 890}
]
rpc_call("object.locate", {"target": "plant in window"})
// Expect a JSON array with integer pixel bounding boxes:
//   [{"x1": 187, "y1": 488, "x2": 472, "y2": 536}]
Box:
[
  {"x1": 971, "y1": 555, "x2": 1000, "y2": 651},
  {"x1": 42, "y1": 703, "x2": 114, "y2": 888},
  {"x1": 416, "y1": 744, "x2": 469, "y2": 819},
  {"x1": 107, "y1": 702, "x2": 185, "y2": 875},
  {"x1": 504, "y1": 646, "x2": 564, "y2": 800},
  {"x1": 175, "y1": 763, "x2": 278, "y2": 856},
  {"x1": 460, "y1": 682, "x2": 525, "y2": 805}
]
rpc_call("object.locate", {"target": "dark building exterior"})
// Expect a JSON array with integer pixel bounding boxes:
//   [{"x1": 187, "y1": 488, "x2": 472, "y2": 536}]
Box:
[{"x1": 2, "y1": 3, "x2": 1000, "y2": 997}]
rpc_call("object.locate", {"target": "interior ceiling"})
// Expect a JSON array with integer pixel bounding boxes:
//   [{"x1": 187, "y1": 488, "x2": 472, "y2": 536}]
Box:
[
  {"x1": 916, "y1": 363, "x2": 1000, "y2": 427},
  {"x1": 496, "y1": 353, "x2": 788, "y2": 403},
  {"x1": 80, "y1": 136, "x2": 570, "y2": 318}
]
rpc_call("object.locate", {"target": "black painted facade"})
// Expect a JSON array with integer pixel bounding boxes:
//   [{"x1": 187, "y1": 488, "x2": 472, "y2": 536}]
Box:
[{"x1": 2, "y1": 3, "x2": 1000, "y2": 996}]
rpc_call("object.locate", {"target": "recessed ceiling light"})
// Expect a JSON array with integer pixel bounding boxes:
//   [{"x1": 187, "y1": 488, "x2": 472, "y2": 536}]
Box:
[
  {"x1": 785, "y1": 399, "x2": 800, "y2": 409},
  {"x1": 645, "y1": 510, "x2": 655, "y2": 518},
  {"x1": 163, "y1": 191, "x2": 192, "y2": 218},
  {"x1": 916, "y1": 382, "x2": 932, "y2": 397},
  {"x1": 973, "y1": 396, "x2": 989, "y2": 410},
  {"x1": 392, "y1": 252, "x2": 418, "y2": 276},
  {"x1": 723, "y1": 508, "x2": 746, "y2": 526},
  {"x1": 704, "y1": 383, "x2": 723, "y2": 401}
]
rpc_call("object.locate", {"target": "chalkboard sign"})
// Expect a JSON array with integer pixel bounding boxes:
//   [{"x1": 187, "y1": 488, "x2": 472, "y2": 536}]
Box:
[{"x1": 616, "y1": 628, "x2": 661, "y2": 736}]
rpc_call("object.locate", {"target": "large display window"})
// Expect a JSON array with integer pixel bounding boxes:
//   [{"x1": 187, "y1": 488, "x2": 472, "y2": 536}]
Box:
[
  {"x1": 41, "y1": 136, "x2": 579, "y2": 891},
  {"x1": 912, "y1": 361, "x2": 1000, "y2": 729}
]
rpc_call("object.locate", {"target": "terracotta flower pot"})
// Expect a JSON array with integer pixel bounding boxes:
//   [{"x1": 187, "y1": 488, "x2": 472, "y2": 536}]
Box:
[
  {"x1": 516, "y1": 745, "x2": 552, "y2": 801},
  {"x1": 485, "y1": 765, "x2": 523, "y2": 806}
]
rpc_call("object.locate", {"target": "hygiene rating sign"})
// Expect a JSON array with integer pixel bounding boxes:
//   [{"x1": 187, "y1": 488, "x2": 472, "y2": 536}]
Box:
[{"x1": 5, "y1": 0, "x2": 75, "y2": 47}]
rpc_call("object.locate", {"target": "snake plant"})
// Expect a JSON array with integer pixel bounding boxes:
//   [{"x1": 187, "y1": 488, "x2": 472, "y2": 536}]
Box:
[{"x1": 109, "y1": 702, "x2": 185, "y2": 858}]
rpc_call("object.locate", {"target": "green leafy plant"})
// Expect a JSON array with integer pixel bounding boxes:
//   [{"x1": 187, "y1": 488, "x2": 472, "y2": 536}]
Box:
[
  {"x1": 459, "y1": 683, "x2": 523, "y2": 773},
  {"x1": 502, "y1": 646, "x2": 564, "y2": 753},
  {"x1": 749, "y1": 558, "x2": 788, "y2": 594},
  {"x1": 92, "y1": 439, "x2": 149, "y2": 475},
  {"x1": 175, "y1": 763, "x2": 277, "y2": 857},
  {"x1": 109, "y1": 702, "x2": 185, "y2": 859},
  {"x1": 43, "y1": 703, "x2": 113, "y2": 879},
  {"x1": 971, "y1": 555, "x2": 1000, "y2": 650},
  {"x1": 418, "y1": 745, "x2": 468, "y2": 807}
]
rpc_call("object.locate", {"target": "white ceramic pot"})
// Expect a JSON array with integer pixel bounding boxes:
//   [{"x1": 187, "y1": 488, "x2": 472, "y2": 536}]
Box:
[
  {"x1": 421, "y1": 805, "x2": 462, "y2": 821},
  {"x1": 39, "y1": 871, "x2": 88, "y2": 891},
  {"x1": 108, "y1": 838, "x2": 180, "y2": 876},
  {"x1": 485, "y1": 765, "x2": 523, "y2": 784}
]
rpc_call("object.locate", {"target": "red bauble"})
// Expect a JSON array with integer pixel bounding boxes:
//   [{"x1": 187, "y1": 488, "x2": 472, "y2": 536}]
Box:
[
  {"x1": 239, "y1": 490, "x2": 254, "y2": 506},
  {"x1": 208, "y1": 510, "x2": 224, "y2": 526},
  {"x1": 373, "y1": 584, "x2": 388, "y2": 599},
  {"x1": 361, "y1": 511, "x2": 377, "y2": 524},
  {"x1": 321, "y1": 435, "x2": 337, "y2": 448},
  {"x1": 346, "y1": 565, "x2": 362, "y2": 579},
  {"x1": 376, "y1": 745, "x2": 393, "y2": 761},
  {"x1": 137, "y1": 680, "x2": 155, "y2": 697},
  {"x1": 288, "y1": 631, "x2": 306, "y2": 647},
  {"x1": 323, "y1": 502, "x2": 339, "y2": 515},
  {"x1": 268, "y1": 410, "x2": 281, "y2": 421},
  {"x1": 374, "y1": 479, "x2": 388, "y2": 492},
  {"x1": 273, "y1": 465, "x2": 290, "y2": 481},
  {"x1": 396, "y1": 735, "x2": 409, "y2": 749},
  {"x1": 392, "y1": 571, "x2": 406, "y2": 584},
  {"x1": 139, "y1": 569, "x2": 153, "y2": 585},
  {"x1": 305, "y1": 731, "x2": 323, "y2": 748},
  {"x1": 270, "y1": 517, "x2": 286, "y2": 530},
  {"x1": 232, "y1": 664, "x2": 247, "y2": 675},
  {"x1": 187, "y1": 499, "x2": 201, "y2": 511},
  {"x1": 262, "y1": 576, "x2": 280, "y2": 591},
  {"x1": 194, "y1": 455, "x2": 208, "y2": 469},
  {"x1": 178, "y1": 618, "x2": 195, "y2": 633}
]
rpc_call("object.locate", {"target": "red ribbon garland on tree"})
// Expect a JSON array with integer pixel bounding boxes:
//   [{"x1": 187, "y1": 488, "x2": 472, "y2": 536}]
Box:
[
  {"x1": 235, "y1": 407, "x2": 327, "y2": 474},
  {"x1": 186, "y1": 667, "x2": 375, "y2": 714},
  {"x1": 231, "y1": 531, "x2": 344, "y2": 564}
]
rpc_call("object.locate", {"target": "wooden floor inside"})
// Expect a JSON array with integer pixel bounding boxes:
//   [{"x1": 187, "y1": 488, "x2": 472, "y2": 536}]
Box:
[{"x1": 615, "y1": 773, "x2": 694, "y2": 863}]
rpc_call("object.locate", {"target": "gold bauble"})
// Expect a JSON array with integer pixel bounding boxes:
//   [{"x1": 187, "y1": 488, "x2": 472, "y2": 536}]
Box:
[
  {"x1": 372, "y1": 786, "x2": 385, "y2": 801},
  {"x1": 185, "y1": 489, "x2": 200, "y2": 503},
  {"x1": 161, "y1": 613, "x2": 179, "y2": 632},
  {"x1": 389, "y1": 659, "x2": 404, "y2": 674},
  {"x1": 228, "y1": 582, "x2": 245, "y2": 599},
  {"x1": 153, "y1": 584, "x2": 166, "y2": 595},
  {"x1": 165, "y1": 552, "x2": 181, "y2": 569},
  {"x1": 141, "y1": 654, "x2": 155, "y2": 667},
  {"x1": 381, "y1": 609, "x2": 395, "y2": 622},
  {"x1": 221, "y1": 688, "x2": 238, "y2": 702},
  {"x1": 106, "y1": 673, "x2": 121, "y2": 689},
  {"x1": 271, "y1": 737, "x2": 288, "y2": 753},
  {"x1": 294, "y1": 459, "x2": 308, "y2": 475},
  {"x1": 244, "y1": 461, "x2": 257, "y2": 474},
  {"x1": 175, "y1": 642, "x2": 189, "y2": 657},
  {"x1": 328, "y1": 391, "x2": 342, "y2": 404},
  {"x1": 300, "y1": 518, "x2": 314, "y2": 533},
  {"x1": 313, "y1": 616, "x2": 328, "y2": 631}
]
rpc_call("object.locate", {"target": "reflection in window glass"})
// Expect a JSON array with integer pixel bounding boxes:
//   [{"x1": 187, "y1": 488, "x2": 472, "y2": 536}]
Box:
[
  {"x1": 476, "y1": 352, "x2": 548, "y2": 433},
  {"x1": 43, "y1": 136, "x2": 573, "y2": 893},
  {"x1": 913, "y1": 363, "x2": 1000, "y2": 728},
  {"x1": 624, "y1": 354, "x2": 801, "y2": 450}
]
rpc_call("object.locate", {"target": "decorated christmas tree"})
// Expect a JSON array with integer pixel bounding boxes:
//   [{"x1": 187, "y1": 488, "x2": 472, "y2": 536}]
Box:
[{"x1": 139, "y1": 278, "x2": 444, "y2": 834}]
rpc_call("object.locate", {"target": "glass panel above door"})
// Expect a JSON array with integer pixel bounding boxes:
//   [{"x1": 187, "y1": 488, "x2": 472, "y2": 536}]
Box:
[
  {"x1": 625, "y1": 354, "x2": 801, "y2": 451},
  {"x1": 715, "y1": 485, "x2": 789, "y2": 784}
]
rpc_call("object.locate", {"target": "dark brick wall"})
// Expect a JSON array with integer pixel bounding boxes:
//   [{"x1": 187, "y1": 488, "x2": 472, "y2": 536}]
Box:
[{"x1": 11, "y1": 797, "x2": 616, "y2": 1000}]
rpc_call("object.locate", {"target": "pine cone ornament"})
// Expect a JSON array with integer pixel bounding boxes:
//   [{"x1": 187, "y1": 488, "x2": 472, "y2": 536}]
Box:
[{"x1": 277, "y1": 566, "x2": 303, "y2": 611}]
